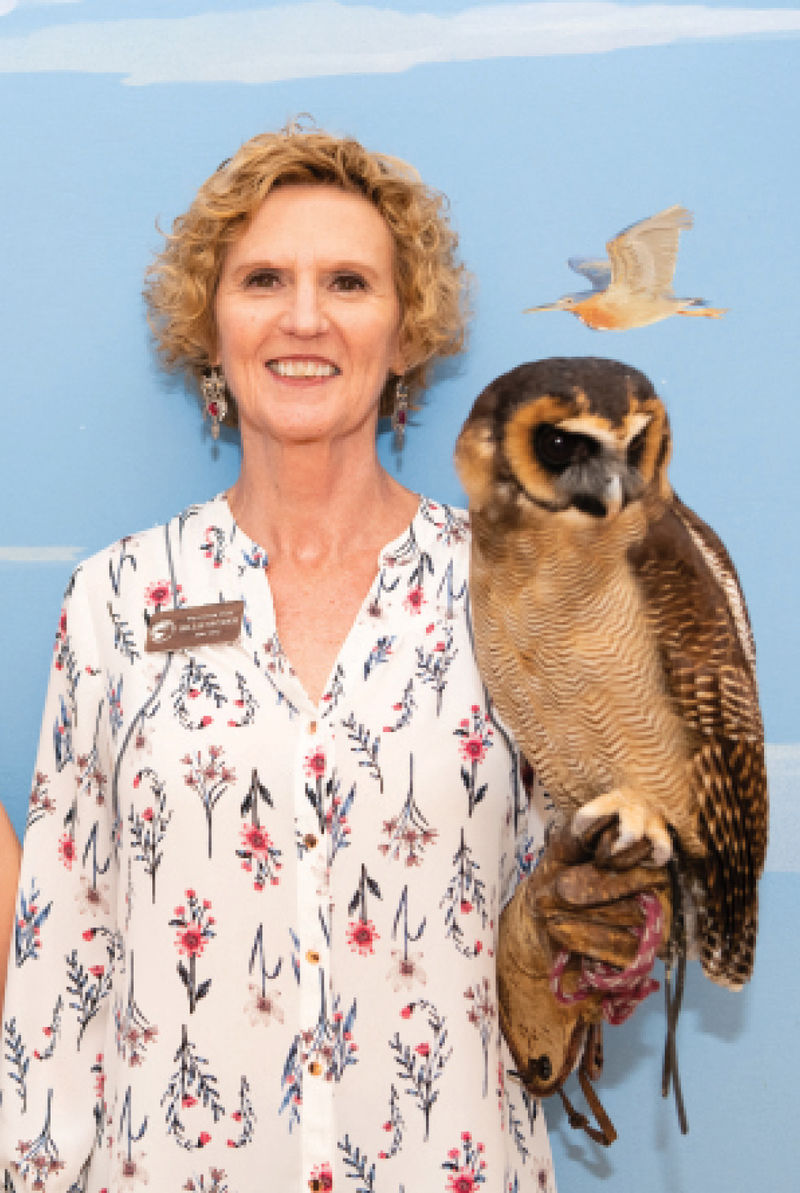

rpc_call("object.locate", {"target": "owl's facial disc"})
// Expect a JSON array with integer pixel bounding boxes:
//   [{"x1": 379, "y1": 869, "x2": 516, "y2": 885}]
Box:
[
  {"x1": 531, "y1": 422, "x2": 641, "y2": 519},
  {"x1": 493, "y1": 369, "x2": 672, "y2": 520}
]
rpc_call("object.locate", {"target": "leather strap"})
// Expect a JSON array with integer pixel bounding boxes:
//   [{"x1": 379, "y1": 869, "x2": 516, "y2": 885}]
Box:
[
  {"x1": 556, "y1": 1050, "x2": 618, "y2": 1147},
  {"x1": 662, "y1": 843, "x2": 689, "y2": 1134}
]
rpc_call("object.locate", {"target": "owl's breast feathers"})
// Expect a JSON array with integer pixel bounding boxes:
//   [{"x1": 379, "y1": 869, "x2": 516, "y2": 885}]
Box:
[
  {"x1": 470, "y1": 498, "x2": 695, "y2": 840},
  {"x1": 628, "y1": 496, "x2": 767, "y2": 987}
]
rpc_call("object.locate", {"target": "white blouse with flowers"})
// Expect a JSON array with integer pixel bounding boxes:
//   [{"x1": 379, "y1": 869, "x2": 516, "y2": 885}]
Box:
[{"x1": 1, "y1": 493, "x2": 556, "y2": 1193}]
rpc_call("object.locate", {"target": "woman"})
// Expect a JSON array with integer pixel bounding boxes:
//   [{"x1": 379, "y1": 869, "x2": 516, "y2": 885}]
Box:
[{"x1": 0, "y1": 126, "x2": 557, "y2": 1191}]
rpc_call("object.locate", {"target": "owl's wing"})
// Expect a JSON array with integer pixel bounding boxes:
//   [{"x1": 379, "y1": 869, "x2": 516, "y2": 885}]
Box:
[
  {"x1": 606, "y1": 205, "x2": 692, "y2": 299},
  {"x1": 628, "y1": 496, "x2": 768, "y2": 988}
]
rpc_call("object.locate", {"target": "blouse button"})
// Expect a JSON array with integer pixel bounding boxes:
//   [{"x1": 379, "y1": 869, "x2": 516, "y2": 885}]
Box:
[
  {"x1": 307, "y1": 1060, "x2": 322, "y2": 1076},
  {"x1": 303, "y1": 832, "x2": 318, "y2": 849},
  {"x1": 308, "y1": 720, "x2": 317, "y2": 735},
  {"x1": 305, "y1": 949, "x2": 320, "y2": 965}
]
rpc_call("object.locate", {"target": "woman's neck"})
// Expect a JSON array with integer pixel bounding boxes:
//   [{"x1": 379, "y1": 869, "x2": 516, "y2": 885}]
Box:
[{"x1": 227, "y1": 435, "x2": 416, "y2": 565}]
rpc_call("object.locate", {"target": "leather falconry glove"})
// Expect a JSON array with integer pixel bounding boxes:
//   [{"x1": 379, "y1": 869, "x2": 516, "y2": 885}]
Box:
[{"x1": 497, "y1": 816, "x2": 671, "y2": 1144}]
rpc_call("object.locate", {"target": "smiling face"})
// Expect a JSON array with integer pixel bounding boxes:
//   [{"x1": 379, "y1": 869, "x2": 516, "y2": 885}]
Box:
[{"x1": 213, "y1": 184, "x2": 405, "y2": 448}]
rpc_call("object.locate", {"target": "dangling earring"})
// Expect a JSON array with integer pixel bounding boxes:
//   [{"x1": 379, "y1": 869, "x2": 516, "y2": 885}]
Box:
[
  {"x1": 391, "y1": 377, "x2": 409, "y2": 450},
  {"x1": 202, "y1": 367, "x2": 228, "y2": 440}
]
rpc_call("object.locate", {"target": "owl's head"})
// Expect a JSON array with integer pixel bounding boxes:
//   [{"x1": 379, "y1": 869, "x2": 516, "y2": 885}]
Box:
[{"x1": 455, "y1": 357, "x2": 671, "y2": 523}]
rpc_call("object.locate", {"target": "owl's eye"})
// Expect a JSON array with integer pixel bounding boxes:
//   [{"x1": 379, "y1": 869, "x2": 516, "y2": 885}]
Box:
[
  {"x1": 533, "y1": 424, "x2": 599, "y2": 474},
  {"x1": 627, "y1": 429, "x2": 648, "y2": 471}
]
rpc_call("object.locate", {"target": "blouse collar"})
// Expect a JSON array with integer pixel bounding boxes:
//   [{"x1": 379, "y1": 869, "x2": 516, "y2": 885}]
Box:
[{"x1": 174, "y1": 491, "x2": 465, "y2": 717}]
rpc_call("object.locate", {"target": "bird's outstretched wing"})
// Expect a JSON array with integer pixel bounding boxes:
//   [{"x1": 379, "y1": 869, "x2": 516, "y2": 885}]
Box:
[
  {"x1": 606, "y1": 205, "x2": 693, "y2": 299},
  {"x1": 628, "y1": 496, "x2": 768, "y2": 989},
  {"x1": 568, "y1": 256, "x2": 611, "y2": 291}
]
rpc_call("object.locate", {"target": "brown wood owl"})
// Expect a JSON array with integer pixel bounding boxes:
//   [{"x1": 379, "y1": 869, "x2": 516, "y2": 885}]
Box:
[{"x1": 455, "y1": 356, "x2": 767, "y2": 988}]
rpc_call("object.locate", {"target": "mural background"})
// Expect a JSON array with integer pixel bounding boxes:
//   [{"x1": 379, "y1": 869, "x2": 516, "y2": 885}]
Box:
[{"x1": 1, "y1": 1, "x2": 798, "y2": 1187}]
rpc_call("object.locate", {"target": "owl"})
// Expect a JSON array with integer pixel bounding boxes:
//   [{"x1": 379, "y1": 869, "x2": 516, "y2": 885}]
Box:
[{"x1": 455, "y1": 356, "x2": 767, "y2": 988}]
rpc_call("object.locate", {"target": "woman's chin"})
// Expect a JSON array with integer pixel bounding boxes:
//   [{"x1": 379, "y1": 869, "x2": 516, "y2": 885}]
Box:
[{"x1": 238, "y1": 399, "x2": 380, "y2": 450}]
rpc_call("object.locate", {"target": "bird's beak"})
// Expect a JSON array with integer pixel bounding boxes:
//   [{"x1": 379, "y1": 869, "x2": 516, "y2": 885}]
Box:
[
  {"x1": 523, "y1": 302, "x2": 560, "y2": 313},
  {"x1": 603, "y1": 473, "x2": 623, "y2": 517}
]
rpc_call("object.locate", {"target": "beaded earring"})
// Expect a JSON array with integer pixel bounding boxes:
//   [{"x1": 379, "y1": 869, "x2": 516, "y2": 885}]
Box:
[
  {"x1": 201, "y1": 367, "x2": 228, "y2": 440},
  {"x1": 391, "y1": 377, "x2": 409, "y2": 450}
]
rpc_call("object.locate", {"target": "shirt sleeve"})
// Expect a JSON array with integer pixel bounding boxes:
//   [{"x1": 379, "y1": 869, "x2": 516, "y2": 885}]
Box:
[{"x1": 1, "y1": 564, "x2": 116, "y2": 1191}]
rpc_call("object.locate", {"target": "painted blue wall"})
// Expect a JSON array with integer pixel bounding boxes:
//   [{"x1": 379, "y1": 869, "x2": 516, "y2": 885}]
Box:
[{"x1": 1, "y1": 2, "x2": 798, "y2": 1188}]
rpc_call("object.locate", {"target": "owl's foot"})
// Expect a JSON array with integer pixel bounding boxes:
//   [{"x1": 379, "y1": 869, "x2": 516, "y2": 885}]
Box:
[{"x1": 572, "y1": 793, "x2": 672, "y2": 867}]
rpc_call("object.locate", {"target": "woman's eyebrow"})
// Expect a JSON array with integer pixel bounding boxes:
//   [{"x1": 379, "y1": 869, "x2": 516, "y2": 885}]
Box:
[{"x1": 229, "y1": 256, "x2": 383, "y2": 280}]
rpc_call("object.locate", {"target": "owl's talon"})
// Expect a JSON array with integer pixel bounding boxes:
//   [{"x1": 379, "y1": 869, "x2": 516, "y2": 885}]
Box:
[
  {"x1": 572, "y1": 793, "x2": 673, "y2": 867},
  {"x1": 576, "y1": 813, "x2": 618, "y2": 851},
  {"x1": 595, "y1": 834, "x2": 653, "y2": 870}
]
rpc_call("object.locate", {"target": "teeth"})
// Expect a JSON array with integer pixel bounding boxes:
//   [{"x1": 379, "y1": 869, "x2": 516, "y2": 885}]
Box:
[{"x1": 269, "y1": 359, "x2": 338, "y2": 378}]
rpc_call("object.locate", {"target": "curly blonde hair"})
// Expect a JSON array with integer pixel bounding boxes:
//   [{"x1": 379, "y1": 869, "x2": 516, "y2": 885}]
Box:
[{"x1": 144, "y1": 124, "x2": 468, "y2": 418}]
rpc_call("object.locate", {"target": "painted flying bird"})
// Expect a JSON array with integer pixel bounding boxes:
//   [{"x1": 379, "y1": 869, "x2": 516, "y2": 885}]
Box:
[{"x1": 525, "y1": 205, "x2": 726, "y2": 330}]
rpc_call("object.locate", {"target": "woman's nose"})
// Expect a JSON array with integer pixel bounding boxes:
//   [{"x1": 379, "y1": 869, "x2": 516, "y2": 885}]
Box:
[{"x1": 279, "y1": 275, "x2": 327, "y2": 336}]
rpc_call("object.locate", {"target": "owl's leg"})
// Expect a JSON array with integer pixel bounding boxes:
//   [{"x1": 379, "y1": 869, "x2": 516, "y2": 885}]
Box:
[{"x1": 572, "y1": 792, "x2": 672, "y2": 866}]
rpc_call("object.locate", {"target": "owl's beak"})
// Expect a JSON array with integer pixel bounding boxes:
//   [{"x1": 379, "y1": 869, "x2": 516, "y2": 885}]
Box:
[
  {"x1": 604, "y1": 473, "x2": 623, "y2": 517},
  {"x1": 570, "y1": 473, "x2": 623, "y2": 519}
]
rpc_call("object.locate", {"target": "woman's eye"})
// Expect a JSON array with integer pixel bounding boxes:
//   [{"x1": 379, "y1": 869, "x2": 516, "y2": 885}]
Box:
[
  {"x1": 243, "y1": 269, "x2": 282, "y2": 289},
  {"x1": 331, "y1": 272, "x2": 367, "y2": 292}
]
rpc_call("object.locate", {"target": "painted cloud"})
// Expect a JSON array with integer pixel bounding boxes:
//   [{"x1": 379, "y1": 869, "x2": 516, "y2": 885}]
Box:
[{"x1": 0, "y1": 2, "x2": 798, "y2": 85}]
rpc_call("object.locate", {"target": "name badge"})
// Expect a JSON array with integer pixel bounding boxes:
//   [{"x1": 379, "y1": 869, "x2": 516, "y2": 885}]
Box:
[{"x1": 145, "y1": 601, "x2": 244, "y2": 653}]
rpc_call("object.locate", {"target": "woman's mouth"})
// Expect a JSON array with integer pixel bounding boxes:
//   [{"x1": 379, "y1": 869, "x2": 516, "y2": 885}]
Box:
[{"x1": 267, "y1": 359, "x2": 340, "y2": 378}]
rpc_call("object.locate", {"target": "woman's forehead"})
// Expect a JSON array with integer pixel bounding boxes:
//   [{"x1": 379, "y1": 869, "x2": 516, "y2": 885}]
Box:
[{"x1": 222, "y1": 184, "x2": 396, "y2": 273}]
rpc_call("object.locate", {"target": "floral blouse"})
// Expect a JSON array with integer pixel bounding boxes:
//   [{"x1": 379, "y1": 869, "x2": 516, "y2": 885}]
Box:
[{"x1": 1, "y1": 493, "x2": 556, "y2": 1193}]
